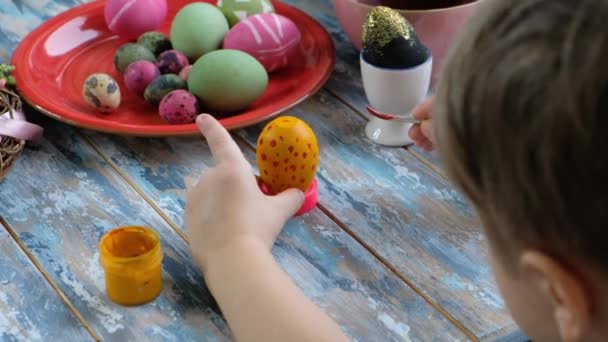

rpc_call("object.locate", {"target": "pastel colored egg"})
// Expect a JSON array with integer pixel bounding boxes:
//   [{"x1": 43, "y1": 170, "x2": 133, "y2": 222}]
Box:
[
  {"x1": 188, "y1": 49, "x2": 268, "y2": 113},
  {"x1": 178, "y1": 65, "x2": 192, "y2": 81},
  {"x1": 217, "y1": 0, "x2": 274, "y2": 27},
  {"x1": 170, "y1": 3, "x2": 229, "y2": 60},
  {"x1": 137, "y1": 31, "x2": 173, "y2": 56},
  {"x1": 256, "y1": 116, "x2": 319, "y2": 193},
  {"x1": 223, "y1": 13, "x2": 301, "y2": 72},
  {"x1": 82, "y1": 73, "x2": 121, "y2": 113},
  {"x1": 144, "y1": 74, "x2": 187, "y2": 105},
  {"x1": 114, "y1": 43, "x2": 156, "y2": 74},
  {"x1": 104, "y1": 0, "x2": 168, "y2": 40},
  {"x1": 159, "y1": 90, "x2": 201, "y2": 124},
  {"x1": 124, "y1": 60, "x2": 160, "y2": 95},
  {"x1": 156, "y1": 50, "x2": 189, "y2": 74}
]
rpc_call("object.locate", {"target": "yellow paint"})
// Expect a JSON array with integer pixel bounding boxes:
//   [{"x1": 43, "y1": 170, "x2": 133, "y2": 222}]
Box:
[
  {"x1": 256, "y1": 116, "x2": 319, "y2": 193},
  {"x1": 99, "y1": 226, "x2": 163, "y2": 306}
]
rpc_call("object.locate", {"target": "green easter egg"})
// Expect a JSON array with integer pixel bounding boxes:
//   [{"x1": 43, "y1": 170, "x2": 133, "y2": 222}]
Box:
[
  {"x1": 188, "y1": 50, "x2": 268, "y2": 113},
  {"x1": 137, "y1": 32, "x2": 173, "y2": 56},
  {"x1": 217, "y1": 0, "x2": 275, "y2": 27},
  {"x1": 170, "y1": 3, "x2": 229, "y2": 60},
  {"x1": 144, "y1": 74, "x2": 187, "y2": 106},
  {"x1": 114, "y1": 43, "x2": 156, "y2": 74}
]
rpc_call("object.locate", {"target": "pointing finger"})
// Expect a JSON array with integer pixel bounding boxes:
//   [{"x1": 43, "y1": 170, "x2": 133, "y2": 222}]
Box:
[{"x1": 197, "y1": 114, "x2": 246, "y2": 165}]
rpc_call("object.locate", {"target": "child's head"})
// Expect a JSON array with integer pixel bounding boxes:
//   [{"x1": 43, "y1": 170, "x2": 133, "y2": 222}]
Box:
[{"x1": 435, "y1": 0, "x2": 608, "y2": 340}]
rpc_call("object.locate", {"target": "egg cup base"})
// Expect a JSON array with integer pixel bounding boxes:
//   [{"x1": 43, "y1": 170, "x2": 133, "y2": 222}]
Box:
[
  {"x1": 365, "y1": 117, "x2": 415, "y2": 147},
  {"x1": 258, "y1": 177, "x2": 318, "y2": 216}
]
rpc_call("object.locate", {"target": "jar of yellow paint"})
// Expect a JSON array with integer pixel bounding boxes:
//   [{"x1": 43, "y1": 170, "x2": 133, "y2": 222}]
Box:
[{"x1": 99, "y1": 226, "x2": 163, "y2": 306}]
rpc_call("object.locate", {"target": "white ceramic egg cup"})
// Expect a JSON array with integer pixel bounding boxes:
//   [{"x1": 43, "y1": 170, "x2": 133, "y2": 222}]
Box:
[{"x1": 360, "y1": 52, "x2": 432, "y2": 147}]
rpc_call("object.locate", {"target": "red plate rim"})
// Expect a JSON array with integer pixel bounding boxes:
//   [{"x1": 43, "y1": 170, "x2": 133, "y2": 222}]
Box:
[{"x1": 11, "y1": 1, "x2": 335, "y2": 136}]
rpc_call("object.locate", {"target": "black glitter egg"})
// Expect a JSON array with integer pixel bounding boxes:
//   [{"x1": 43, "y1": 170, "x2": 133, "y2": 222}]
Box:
[{"x1": 362, "y1": 6, "x2": 429, "y2": 69}]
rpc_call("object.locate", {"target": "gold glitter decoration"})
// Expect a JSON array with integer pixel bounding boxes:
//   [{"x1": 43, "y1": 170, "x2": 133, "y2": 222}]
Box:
[{"x1": 362, "y1": 6, "x2": 415, "y2": 49}]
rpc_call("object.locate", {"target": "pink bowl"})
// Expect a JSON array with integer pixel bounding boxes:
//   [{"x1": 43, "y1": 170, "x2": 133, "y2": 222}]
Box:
[{"x1": 332, "y1": 0, "x2": 481, "y2": 85}]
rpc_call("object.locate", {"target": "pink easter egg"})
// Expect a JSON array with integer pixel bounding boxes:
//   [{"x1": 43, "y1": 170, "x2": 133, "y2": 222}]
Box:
[
  {"x1": 179, "y1": 65, "x2": 192, "y2": 81},
  {"x1": 159, "y1": 90, "x2": 200, "y2": 124},
  {"x1": 124, "y1": 60, "x2": 160, "y2": 95},
  {"x1": 104, "y1": 0, "x2": 168, "y2": 40},
  {"x1": 156, "y1": 50, "x2": 189, "y2": 75},
  {"x1": 223, "y1": 13, "x2": 302, "y2": 73}
]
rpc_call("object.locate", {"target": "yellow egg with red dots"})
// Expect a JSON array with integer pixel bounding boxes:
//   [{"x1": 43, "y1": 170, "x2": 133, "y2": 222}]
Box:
[{"x1": 256, "y1": 116, "x2": 319, "y2": 194}]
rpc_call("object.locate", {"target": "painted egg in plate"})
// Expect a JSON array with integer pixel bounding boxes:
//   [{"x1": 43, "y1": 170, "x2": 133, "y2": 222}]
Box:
[
  {"x1": 223, "y1": 13, "x2": 302, "y2": 73},
  {"x1": 11, "y1": 0, "x2": 335, "y2": 136},
  {"x1": 217, "y1": 0, "x2": 274, "y2": 26}
]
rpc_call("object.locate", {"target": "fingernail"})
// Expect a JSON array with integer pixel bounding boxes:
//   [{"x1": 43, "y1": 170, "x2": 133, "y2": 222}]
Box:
[
  {"x1": 196, "y1": 114, "x2": 210, "y2": 124},
  {"x1": 196, "y1": 114, "x2": 212, "y2": 129}
]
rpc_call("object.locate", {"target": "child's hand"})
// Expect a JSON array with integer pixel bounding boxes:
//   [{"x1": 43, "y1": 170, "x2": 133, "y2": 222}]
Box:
[
  {"x1": 184, "y1": 114, "x2": 304, "y2": 274},
  {"x1": 408, "y1": 98, "x2": 435, "y2": 151},
  {"x1": 185, "y1": 115, "x2": 350, "y2": 342}
]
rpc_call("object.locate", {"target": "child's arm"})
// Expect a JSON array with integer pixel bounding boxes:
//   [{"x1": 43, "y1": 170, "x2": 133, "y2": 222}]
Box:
[
  {"x1": 205, "y1": 239, "x2": 348, "y2": 342},
  {"x1": 185, "y1": 114, "x2": 349, "y2": 342},
  {"x1": 409, "y1": 98, "x2": 435, "y2": 151}
]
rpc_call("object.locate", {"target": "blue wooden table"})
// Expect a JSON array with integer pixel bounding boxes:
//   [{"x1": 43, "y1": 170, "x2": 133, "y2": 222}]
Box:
[{"x1": 0, "y1": 0, "x2": 527, "y2": 341}]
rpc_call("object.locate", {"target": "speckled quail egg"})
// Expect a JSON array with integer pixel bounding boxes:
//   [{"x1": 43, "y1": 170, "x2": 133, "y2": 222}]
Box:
[{"x1": 82, "y1": 73, "x2": 121, "y2": 112}]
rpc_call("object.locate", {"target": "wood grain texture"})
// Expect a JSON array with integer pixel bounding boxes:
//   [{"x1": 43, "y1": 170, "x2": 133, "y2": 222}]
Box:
[
  {"x1": 87, "y1": 128, "x2": 467, "y2": 341},
  {"x1": 0, "y1": 119, "x2": 235, "y2": 341},
  {"x1": 0, "y1": 226, "x2": 93, "y2": 341},
  {"x1": 409, "y1": 148, "x2": 443, "y2": 176},
  {"x1": 0, "y1": 0, "x2": 85, "y2": 63},
  {"x1": 1, "y1": 2, "x2": 231, "y2": 340},
  {"x1": 236, "y1": 91, "x2": 519, "y2": 340},
  {"x1": 481, "y1": 326, "x2": 530, "y2": 342}
]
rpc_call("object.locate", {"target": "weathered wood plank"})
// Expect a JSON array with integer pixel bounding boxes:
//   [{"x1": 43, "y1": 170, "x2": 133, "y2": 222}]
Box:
[
  {"x1": 1, "y1": 3, "x2": 231, "y2": 340},
  {"x1": 236, "y1": 91, "x2": 520, "y2": 340},
  {"x1": 481, "y1": 324, "x2": 530, "y2": 342},
  {"x1": 411, "y1": 148, "x2": 443, "y2": 172},
  {"x1": 87, "y1": 126, "x2": 468, "y2": 341},
  {"x1": 0, "y1": 0, "x2": 84, "y2": 63},
  {"x1": 0, "y1": 224, "x2": 94, "y2": 341},
  {"x1": 0, "y1": 118, "x2": 235, "y2": 341}
]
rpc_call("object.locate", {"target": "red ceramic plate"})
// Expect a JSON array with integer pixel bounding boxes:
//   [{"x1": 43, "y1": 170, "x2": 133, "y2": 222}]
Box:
[{"x1": 12, "y1": 0, "x2": 335, "y2": 136}]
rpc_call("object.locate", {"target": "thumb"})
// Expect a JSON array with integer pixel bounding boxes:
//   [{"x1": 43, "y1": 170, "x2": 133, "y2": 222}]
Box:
[{"x1": 271, "y1": 188, "x2": 305, "y2": 221}]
